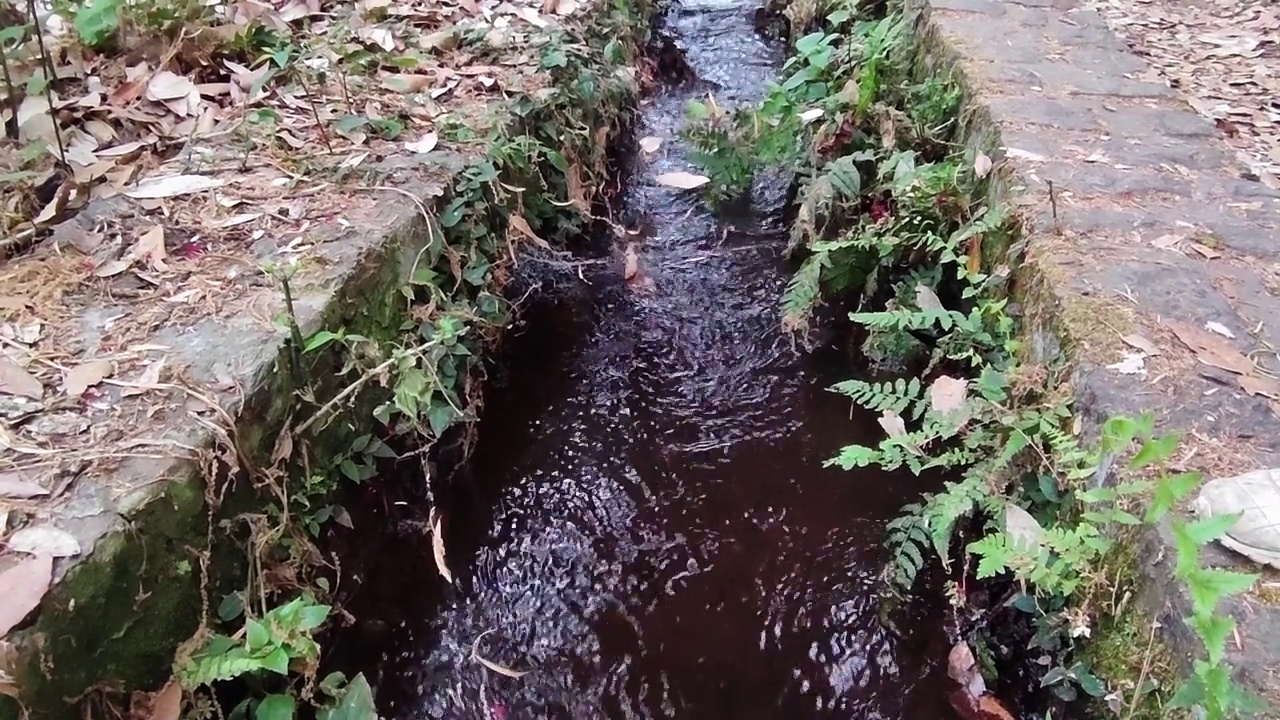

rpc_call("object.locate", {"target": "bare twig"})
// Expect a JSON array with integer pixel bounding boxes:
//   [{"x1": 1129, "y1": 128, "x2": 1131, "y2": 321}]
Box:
[
  {"x1": 296, "y1": 70, "x2": 333, "y2": 154},
  {"x1": 1047, "y1": 180, "x2": 1061, "y2": 235},
  {"x1": 25, "y1": 0, "x2": 66, "y2": 166},
  {"x1": 1123, "y1": 619, "x2": 1160, "y2": 720},
  {"x1": 293, "y1": 340, "x2": 437, "y2": 436},
  {"x1": 0, "y1": 39, "x2": 18, "y2": 140}
]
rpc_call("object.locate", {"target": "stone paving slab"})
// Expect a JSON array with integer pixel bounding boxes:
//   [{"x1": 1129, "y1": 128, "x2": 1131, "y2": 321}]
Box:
[{"x1": 913, "y1": 0, "x2": 1280, "y2": 704}]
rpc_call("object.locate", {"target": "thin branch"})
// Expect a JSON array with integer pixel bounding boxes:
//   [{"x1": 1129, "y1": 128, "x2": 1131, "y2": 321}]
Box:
[
  {"x1": 0, "y1": 39, "x2": 18, "y2": 140},
  {"x1": 294, "y1": 340, "x2": 437, "y2": 436},
  {"x1": 24, "y1": 0, "x2": 66, "y2": 166}
]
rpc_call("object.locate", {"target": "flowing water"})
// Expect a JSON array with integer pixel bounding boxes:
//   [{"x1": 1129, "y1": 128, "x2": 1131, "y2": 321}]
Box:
[{"x1": 329, "y1": 2, "x2": 953, "y2": 717}]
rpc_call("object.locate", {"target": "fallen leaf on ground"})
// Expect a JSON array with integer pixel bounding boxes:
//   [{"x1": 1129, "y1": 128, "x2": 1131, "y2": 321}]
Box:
[
  {"x1": 0, "y1": 360, "x2": 42, "y2": 400},
  {"x1": 146, "y1": 71, "x2": 195, "y2": 102},
  {"x1": 1205, "y1": 321, "x2": 1235, "y2": 339},
  {"x1": 1120, "y1": 334, "x2": 1159, "y2": 355},
  {"x1": 929, "y1": 375, "x2": 968, "y2": 414},
  {"x1": 62, "y1": 359, "x2": 113, "y2": 397},
  {"x1": 0, "y1": 554, "x2": 53, "y2": 636},
  {"x1": 798, "y1": 108, "x2": 824, "y2": 123},
  {"x1": 123, "y1": 175, "x2": 224, "y2": 200},
  {"x1": 1190, "y1": 242, "x2": 1222, "y2": 259},
  {"x1": 508, "y1": 215, "x2": 550, "y2": 249},
  {"x1": 655, "y1": 171, "x2": 709, "y2": 190},
  {"x1": 431, "y1": 512, "x2": 451, "y2": 584},
  {"x1": 1167, "y1": 320, "x2": 1253, "y2": 375},
  {"x1": 1106, "y1": 352, "x2": 1147, "y2": 375},
  {"x1": 639, "y1": 136, "x2": 663, "y2": 154},
  {"x1": 8, "y1": 525, "x2": 81, "y2": 557},
  {"x1": 131, "y1": 225, "x2": 168, "y2": 270},
  {"x1": 92, "y1": 259, "x2": 131, "y2": 278},
  {"x1": 404, "y1": 133, "x2": 439, "y2": 154},
  {"x1": 0, "y1": 472, "x2": 48, "y2": 499},
  {"x1": 1239, "y1": 374, "x2": 1280, "y2": 400},
  {"x1": 973, "y1": 151, "x2": 993, "y2": 178},
  {"x1": 121, "y1": 359, "x2": 166, "y2": 397},
  {"x1": 150, "y1": 680, "x2": 182, "y2": 720}
]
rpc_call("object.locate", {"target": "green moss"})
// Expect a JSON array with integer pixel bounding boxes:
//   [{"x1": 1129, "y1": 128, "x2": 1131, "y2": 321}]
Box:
[
  {"x1": 10, "y1": 477, "x2": 206, "y2": 719},
  {"x1": 1083, "y1": 537, "x2": 1183, "y2": 720}
]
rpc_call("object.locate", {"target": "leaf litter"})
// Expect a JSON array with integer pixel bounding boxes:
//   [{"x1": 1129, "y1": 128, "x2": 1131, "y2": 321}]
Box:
[
  {"x1": 1087, "y1": 0, "x2": 1280, "y2": 187},
  {"x1": 0, "y1": 0, "x2": 610, "y2": 582}
]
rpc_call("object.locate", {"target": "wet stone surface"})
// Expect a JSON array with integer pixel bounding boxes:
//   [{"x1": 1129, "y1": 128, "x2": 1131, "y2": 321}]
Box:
[
  {"x1": 327, "y1": 2, "x2": 955, "y2": 718},
  {"x1": 913, "y1": 0, "x2": 1280, "y2": 702}
]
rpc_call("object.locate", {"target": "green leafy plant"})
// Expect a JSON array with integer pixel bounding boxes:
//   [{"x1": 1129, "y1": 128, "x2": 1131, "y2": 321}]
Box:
[{"x1": 688, "y1": 0, "x2": 1265, "y2": 714}]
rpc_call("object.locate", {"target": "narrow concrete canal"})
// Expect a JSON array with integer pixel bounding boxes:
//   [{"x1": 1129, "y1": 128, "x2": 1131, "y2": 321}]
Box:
[{"x1": 329, "y1": 1, "x2": 954, "y2": 716}]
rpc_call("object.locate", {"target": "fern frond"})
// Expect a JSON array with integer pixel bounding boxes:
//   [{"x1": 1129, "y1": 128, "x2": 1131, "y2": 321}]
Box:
[
  {"x1": 829, "y1": 377, "x2": 924, "y2": 418},
  {"x1": 781, "y1": 250, "x2": 828, "y2": 334},
  {"x1": 850, "y1": 307, "x2": 963, "y2": 332}
]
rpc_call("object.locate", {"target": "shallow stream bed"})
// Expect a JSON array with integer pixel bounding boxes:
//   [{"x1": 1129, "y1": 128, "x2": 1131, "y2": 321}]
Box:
[{"x1": 327, "y1": 2, "x2": 955, "y2": 717}]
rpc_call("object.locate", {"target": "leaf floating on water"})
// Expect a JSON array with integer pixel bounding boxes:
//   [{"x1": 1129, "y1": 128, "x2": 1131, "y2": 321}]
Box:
[
  {"x1": 509, "y1": 215, "x2": 550, "y2": 249},
  {"x1": 0, "y1": 554, "x2": 53, "y2": 636},
  {"x1": 0, "y1": 359, "x2": 43, "y2": 400},
  {"x1": 639, "y1": 136, "x2": 663, "y2": 154},
  {"x1": 9, "y1": 525, "x2": 82, "y2": 557},
  {"x1": 471, "y1": 630, "x2": 531, "y2": 679},
  {"x1": 654, "y1": 171, "x2": 709, "y2": 190},
  {"x1": 430, "y1": 512, "x2": 452, "y2": 584},
  {"x1": 62, "y1": 359, "x2": 113, "y2": 397},
  {"x1": 623, "y1": 243, "x2": 640, "y2": 281}
]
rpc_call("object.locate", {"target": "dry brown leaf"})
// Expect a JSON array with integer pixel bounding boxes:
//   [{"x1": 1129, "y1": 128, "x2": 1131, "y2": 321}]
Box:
[
  {"x1": 1004, "y1": 502, "x2": 1045, "y2": 550},
  {"x1": 1190, "y1": 241, "x2": 1222, "y2": 259},
  {"x1": 150, "y1": 679, "x2": 182, "y2": 720},
  {"x1": 639, "y1": 136, "x2": 663, "y2": 154},
  {"x1": 1167, "y1": 320, "x2": 1253, "y2": 375},
  {"x1": 929, "y1": 375, "x2": 968, "y2": 414},
  {"x1": 123, "y1": 175, "x2": 223, "y2": 199},
  {"x1": 8, "y1": 526, "x2": 80, "y2": 557},
  {"x1": 965, "y1": 235, "x2": 981, "y2": 276},
  {"x1": 655, "y1": 171, "x2": 710, "y2": 190},
  {"x1": 0, "y1": 472, "x2": 48, "y2": 499},
  {"x1": 132, "y1": 225, "x2": 168, "y2": 270},
  {"x1": 915, "y1": 284, "x2": 944, "y2": 311},
  {"x1": 623, "y1": 243, "x2": 640, "y2": 281},
  {"x1": 0, "y1": 554, "x2": 53, "y2": 636},
  {"x1": 1120, "y1": 334, "x2": 1160, "y2": 355},
  {"x1": 947, "y1": 642, "x2": 985, "y2": 697},
  {"x1": 62, "y1": 359, "x2": 113, "y2": 397},
  {"x1": 1239, "y1": 374, "x2": 1280, "y2": 400},
  {"x1": 471, "y1": 631, "x2": 531, "y2": 679},
  {"x1": 876, "y1": 411, "x2": 918, "y2": 456},
  {"x1": 93, "y1": 259, "x2": 131, "y2": 278},
  {"x1": 0, "y1": 359, "x2": 43, "y2": 400},
  {"x1": 431, "y1": 512, "x2": 452, "y2": 584},
  {"x1": 509, "y1": 215, "x2": 550, "y2": 249},
  {"x1": 404, "y1": 133, "x2": 439, "y2": 154},
  {"x1": 973, "y1": 152, "x2": 993, "y2": 179},
  {"x1": 146, "y1": 71, "x2": 195, "y2": 102}
]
